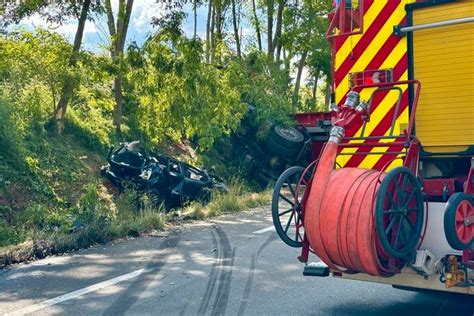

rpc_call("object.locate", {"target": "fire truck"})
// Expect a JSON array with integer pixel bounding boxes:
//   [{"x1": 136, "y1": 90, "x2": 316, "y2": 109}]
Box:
[{"x1": 272, "y1": 0, "x2": 473, "y2": 294}]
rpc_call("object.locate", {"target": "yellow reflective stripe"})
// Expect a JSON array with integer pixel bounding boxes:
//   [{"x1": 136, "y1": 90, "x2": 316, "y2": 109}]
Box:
[
  {"x1": 386, "y1": 156, "x2": 404, "y2": 170},
  {"x1": 334, "y1": 1, "x2": 385, "y2": 69},
  {"x1": 381, "y1": 38, "x2": 407, "y2": 69},
  {"x1": 335, "y1": 1, "x2": 406, "y2": 102},
  {"x1": 359, "y1": 106, "x2": 409, "y2": 169},
  {"x1": 337, "y1": 69, "x2": 408, "y2": 165}
]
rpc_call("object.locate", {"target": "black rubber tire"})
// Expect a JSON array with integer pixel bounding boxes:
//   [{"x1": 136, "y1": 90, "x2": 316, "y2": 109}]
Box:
[
  {"x1": 271, "y1": 125, "x2": 304, "y2": 149},
  {"x1": 444, "y1": 192, "x2": 473, "y2": 251},
  {"x1": 375, "y1": 167, "x2": 424, "y2": 259},
  {"x1": 272, "y1": 166, "x2": 305, "y2": 248},
  {"x1": 268, "y1": 136, "x2": 300, "y2": 159}
]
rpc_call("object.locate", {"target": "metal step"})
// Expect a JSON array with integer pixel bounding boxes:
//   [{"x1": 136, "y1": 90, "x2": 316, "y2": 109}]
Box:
[{"x1": 303, "y1": 262, "x2": 329, "y2": 277}]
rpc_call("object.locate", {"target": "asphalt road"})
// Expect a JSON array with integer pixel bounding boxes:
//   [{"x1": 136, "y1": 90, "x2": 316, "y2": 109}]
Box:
[{"x1": 1, "y1": 207, "x2": 473, "y2": 316}]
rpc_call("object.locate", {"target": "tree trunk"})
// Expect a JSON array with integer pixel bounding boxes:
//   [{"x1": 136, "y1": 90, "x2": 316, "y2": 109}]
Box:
[
  {"x1": 267, "y1": 0, "x2": 274, "y2": 57},
  {"x1": 312, "y1": 79, "x2": 318, "y2": 106},
  {"x1": 292, "y1": 49, "x2": 308, "y2": 108},
  {"x1": 325, "y1": 80, "x2": 332, "y2": 111},
  {"x1": 193, "y1": 0, "x2": 197, "y2": 38},
  {"x1": 272, "y1": 0, "x2": 284, "y2": 60},
  {"x1": 312, "y1": 66, "x2": 320, "y2": 107},
  {"x1": 210, "y1": 4, "x2": 216, "y2": 62},
  {"x1": 251, "y1": 0, "x2": 262, "y2": 52},
  {"x1": 105, "y1": 0, "x2": 134, "y2": 133},
  {"x1": 231, "y1": 0, "x2": 241, "y2": 58},
  {"x1": 205, "y1": 0, "x2": 212, "y2": 62},
  {"x1": 214, "y1": 2, "x2": 223, "y2": 62},
  {"x1": 54, "y1": 0, "x2": 91, "y2": 135},
  {"x1": 105, "y1": 0, "x2": 116, "y2": 39}
]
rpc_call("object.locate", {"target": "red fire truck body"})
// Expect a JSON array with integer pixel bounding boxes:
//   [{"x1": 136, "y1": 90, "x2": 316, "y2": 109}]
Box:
[{"x1": 275, "y1": 0, "x2": 473, "y2": 295}]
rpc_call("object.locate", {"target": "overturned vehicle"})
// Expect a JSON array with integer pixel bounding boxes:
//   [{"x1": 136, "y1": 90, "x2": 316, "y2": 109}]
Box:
[{"x1": 101, "y1": 141, "x2": 227, "y2": 209}]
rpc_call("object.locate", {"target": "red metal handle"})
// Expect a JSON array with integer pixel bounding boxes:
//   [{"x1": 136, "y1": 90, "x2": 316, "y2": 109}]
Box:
[{"x1": 350, "y1": 80, "x2": 422, "y2": 139}]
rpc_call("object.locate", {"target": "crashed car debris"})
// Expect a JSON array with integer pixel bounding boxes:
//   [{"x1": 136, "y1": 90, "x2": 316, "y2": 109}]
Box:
[{"x1": 101, "y1": 141, "x2": 228, "y2": 209}]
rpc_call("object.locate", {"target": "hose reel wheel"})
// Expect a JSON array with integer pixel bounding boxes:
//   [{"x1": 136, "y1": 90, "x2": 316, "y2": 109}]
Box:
[
  {"x1": 272, "y1": 166, "x2": 310, "y2": 248},
  {"x1": 375, "y1": 167, "x2": 424, "y2": 259},
  {"x1": 444, "y1": 193, "x2": 473, "y2": 250}
]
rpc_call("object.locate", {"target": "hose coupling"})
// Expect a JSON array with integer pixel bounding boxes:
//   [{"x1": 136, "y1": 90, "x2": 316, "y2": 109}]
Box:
[
  {"x1": 329, "y1": 126, "x2": 345, "y2": 143},
  {"x1": 344, "y1": 91, "x2": 360, "y2": 108},
  {"x1": 355, "y1": 101, "x2": 368, "y2": 113}
]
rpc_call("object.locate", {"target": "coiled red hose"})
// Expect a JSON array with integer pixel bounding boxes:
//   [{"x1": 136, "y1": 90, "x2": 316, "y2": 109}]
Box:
[{"x1": 305, "y1": 142, "x2": 391, "y2": 276}]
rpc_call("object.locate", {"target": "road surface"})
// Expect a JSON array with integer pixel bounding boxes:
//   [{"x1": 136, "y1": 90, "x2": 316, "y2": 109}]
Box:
[{"x1": 1, "y1": 207, "x2": 473, "y2": 315}]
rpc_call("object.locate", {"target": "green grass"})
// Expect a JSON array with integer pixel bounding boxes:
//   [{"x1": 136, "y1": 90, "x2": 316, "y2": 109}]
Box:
[
  {"x1": 0, "y1": 120, "x2": 271, "y2": 266},
  {"x1": 0, "y1": 190, "x2": 166, "y2": 266},
  {"x1": 183, "y1": 178, "x2": 271, "y2": 220},
  {"x1": 0, "y1": 178, "x2": 271, "y2": 266}
]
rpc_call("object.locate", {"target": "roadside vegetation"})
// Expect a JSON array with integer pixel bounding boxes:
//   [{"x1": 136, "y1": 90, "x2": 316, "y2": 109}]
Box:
[{"x1": 0, "y1": 0, "x2": 331, "y2": 265}]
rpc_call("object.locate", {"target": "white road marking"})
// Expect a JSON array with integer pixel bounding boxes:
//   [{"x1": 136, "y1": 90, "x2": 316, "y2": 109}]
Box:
[
  {"x1": 5, "y1": 269, "x2": 144, "y2": 316},
  {"x1": 252, "y1": 226, "x2": 274, "y2": 234}
]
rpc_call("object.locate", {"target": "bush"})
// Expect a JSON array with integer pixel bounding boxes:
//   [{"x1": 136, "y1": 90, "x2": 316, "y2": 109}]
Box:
[
  {"x1": 0, "y1": 220, "x2": 24, "y2": 247},
  {"x1": 0, "y1": 93, "x2": 26, "y2": 165}
]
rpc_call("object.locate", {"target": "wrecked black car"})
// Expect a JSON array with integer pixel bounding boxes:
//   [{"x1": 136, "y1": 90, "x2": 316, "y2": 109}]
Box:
[{"x1": 101, "y1": 141, "x2": 227, "y2": 209}]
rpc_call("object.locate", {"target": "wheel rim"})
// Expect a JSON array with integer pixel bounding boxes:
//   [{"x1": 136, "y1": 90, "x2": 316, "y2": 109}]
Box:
[
  {"x1": 294, "y1": 161, "x2": 317, "y2": 241},
  {"x1": 376, "y1": 167, "x2": 424, "y2": 258},
  {"x1": 455, "y1": 199, "x2": 473, "y2": 244},
  {"x1": 280, "y1": 128, "x2": 298, "y2": 139},
  {"x1": 275, "y1": 125, "x2": 303, "y2": 142},
  {"x1": 272, "y1": 167, "x2": 306, "y2": 247}
]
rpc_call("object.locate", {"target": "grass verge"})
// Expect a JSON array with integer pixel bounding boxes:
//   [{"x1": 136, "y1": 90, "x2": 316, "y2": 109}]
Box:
[
  {"x1": 183, "y1": 178, "x2": 272, "y2": 220},
  {"x1": 0, "y1": 179, "x2": 271, "y2": 267}
]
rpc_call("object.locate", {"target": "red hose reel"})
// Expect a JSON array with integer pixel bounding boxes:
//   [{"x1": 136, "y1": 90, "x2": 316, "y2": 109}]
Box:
[
  {"x1": 272, "y1": 81, "x2": 428, "y2": 276},
  {"x1": 304, "y1": 144, "x2": 424, "y2": 277}
]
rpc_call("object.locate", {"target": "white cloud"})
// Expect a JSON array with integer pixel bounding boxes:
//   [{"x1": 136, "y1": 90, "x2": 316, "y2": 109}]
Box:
[
  {"x1": 20, "y1": 12, "x2": 98, "y2": 42},
  {"x1": 132, "y1": 0, "x2": 165, "y2": 29}
]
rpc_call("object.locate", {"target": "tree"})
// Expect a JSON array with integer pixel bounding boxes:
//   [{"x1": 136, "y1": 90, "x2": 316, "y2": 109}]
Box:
[
  {"x1": 292, "y1": 48, "x2": 308, "y2": 107},
  {"x1": 280, "y1": 0, "x2": 332, "y2": 108},
  {"x1": 193, "y1": 0, "x2": 198, "y2": 37},
  {"x1": 54, "y1": 0, "x2": 92, "y2": 135},
  {"x1": 127, "y1": 24, "x2": 246, "y2": 148},
  {"x1": 0, "y1": 0, "x2": 99, "y2": 134},
  {"x1": 272, "y1": 0, "x2": 286, "y2": 60},
  {"x1": 205, "y1": 0, "x2": 213, "y2": 62},
  {"x1": 104, "y1": 0, "x2": 134, "y2": 133},
  {"x1": 231, "y1": 0, "x2": 241, "y2": 58},
  {"x1": 251, "y1": 0, "x2": 263, "y2": 51},
  {"x1": 266, "y1": 0, "x2": 275, "y2": 56}
]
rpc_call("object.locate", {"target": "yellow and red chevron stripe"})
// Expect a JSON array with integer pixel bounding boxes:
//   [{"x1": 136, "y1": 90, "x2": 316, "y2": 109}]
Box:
[{"x1": 332, "y1": 0, "x2": 416, "y2": 170}]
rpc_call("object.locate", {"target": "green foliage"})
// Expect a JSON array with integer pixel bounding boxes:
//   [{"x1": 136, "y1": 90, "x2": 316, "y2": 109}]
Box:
[
  {"x1": 184, "y1": 178, "x2": 271, "y2": 220},
  {"x1": 0, "y1": 0, "x2": 332, "y2": 254},
  {"x1": 0, "y1": 219, "x2": 25, "y2": 247},
  {"x1": 239, "y1": 51, "x2": 293, "y2": 125},
  {"x1": 128, "y1": 31, "x2": 247, "y2": 149},
  {"x1": 0, "y1": 93, "x2": 26, "y2": 164}
]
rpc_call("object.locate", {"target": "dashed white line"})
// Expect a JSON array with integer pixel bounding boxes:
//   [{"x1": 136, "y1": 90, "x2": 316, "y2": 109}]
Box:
[
  {"x1": 252, "y1": 226, "x2": 274, "y2": 234},
  {"x1": 5, "y1": 269, "x2": 144, "y2": 316}
]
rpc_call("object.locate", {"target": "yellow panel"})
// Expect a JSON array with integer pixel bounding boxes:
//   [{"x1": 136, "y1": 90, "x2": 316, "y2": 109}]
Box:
[{"x1": 413, "y1": 1, "x2": 474, "y2": 152}]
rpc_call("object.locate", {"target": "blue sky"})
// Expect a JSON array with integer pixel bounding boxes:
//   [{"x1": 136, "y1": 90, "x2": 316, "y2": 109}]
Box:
[
  {"x1": 18, "y1": 1, "x2": 253, "y2": 53},
  {"x1": 15, "y1": 1, "x2": 311, "y2": 84}
]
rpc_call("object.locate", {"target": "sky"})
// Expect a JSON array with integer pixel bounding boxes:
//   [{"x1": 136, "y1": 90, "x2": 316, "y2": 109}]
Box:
[
  {"x1": 16, "y1": 1, "x2": 249, "y2": 53},
  {"x1": 13, "y1": 1, "x2": 310, "y2": 83}
]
